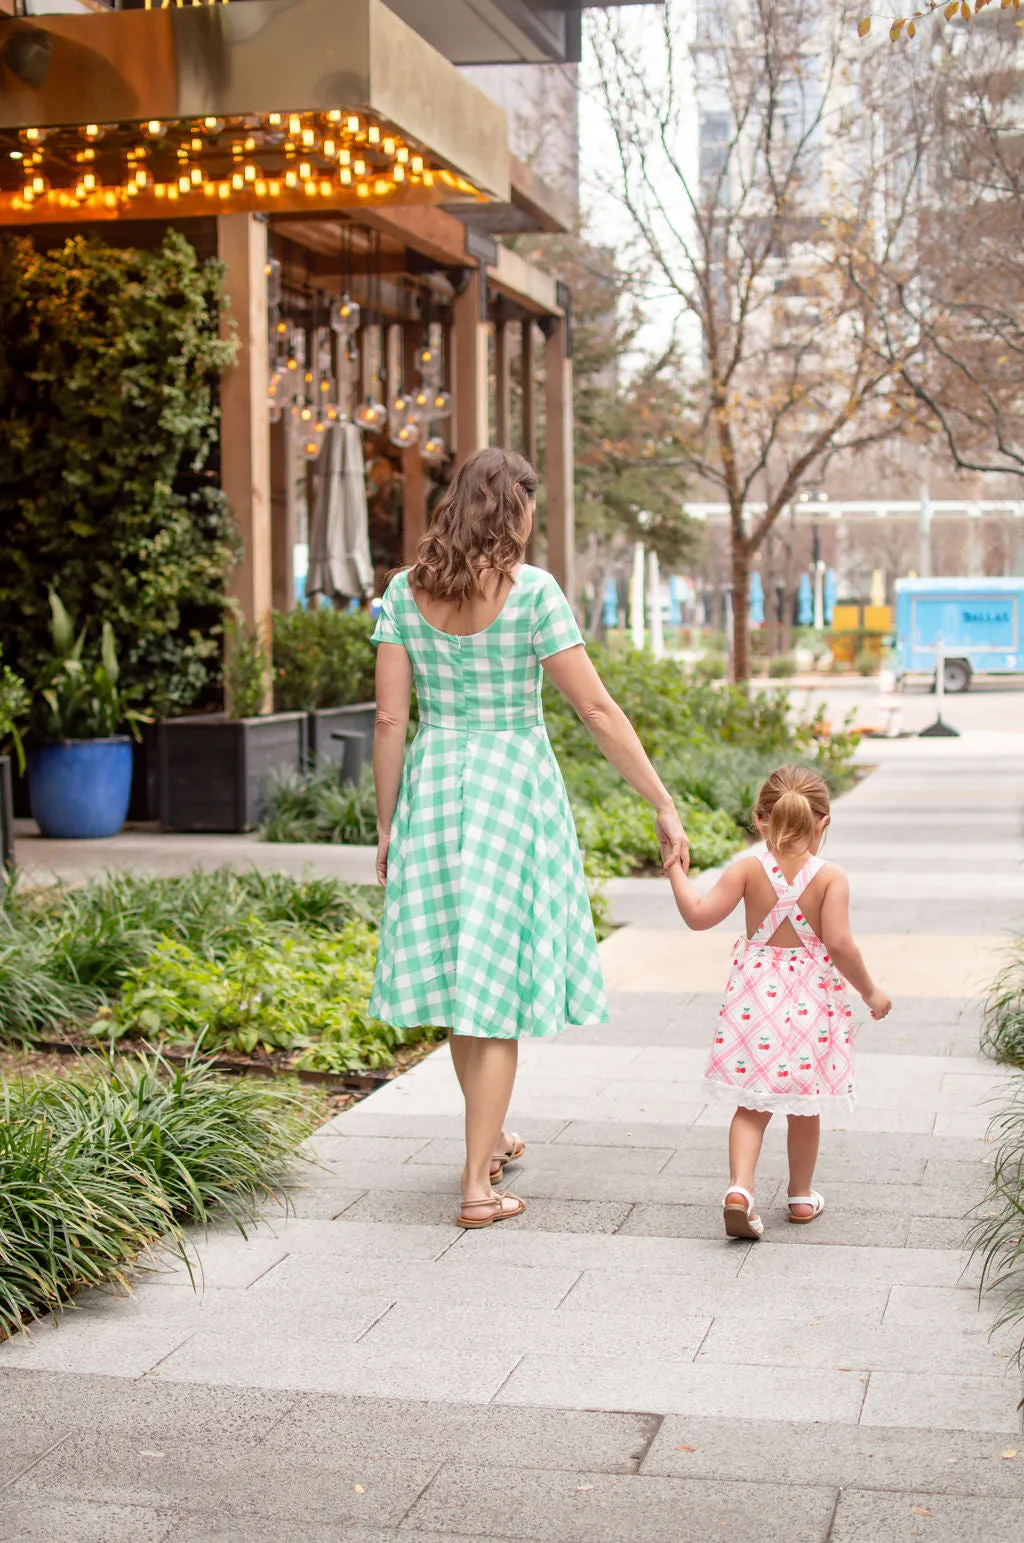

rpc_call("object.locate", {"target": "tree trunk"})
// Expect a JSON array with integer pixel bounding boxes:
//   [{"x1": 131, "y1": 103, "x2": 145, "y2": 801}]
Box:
[
  {"x1": 731, "y1": 540, "x2": 751, "y2": 684},
  {"x1": 764, "y1": 534, "x2": 777, "y2": 659}
]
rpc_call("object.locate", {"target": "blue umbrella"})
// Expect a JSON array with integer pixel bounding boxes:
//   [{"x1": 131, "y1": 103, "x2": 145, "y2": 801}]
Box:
[
  {"x1": 603, "y1": 575, "x2": 619, "y2": 629},
  {"x1": 749, "y1": 570, "x2": 765, "y2": 626},
  {"x1": 797, "y1": 572, "x2": 814, "y2": 626},
  {"x1": 823, "y1": 567, "x2": 837, "y2": 626}
]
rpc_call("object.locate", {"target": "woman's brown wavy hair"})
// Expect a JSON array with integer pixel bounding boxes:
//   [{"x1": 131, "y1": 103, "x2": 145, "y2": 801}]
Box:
[{"x1": 408, "y1": 447, "x2": 538, "y2": 604}]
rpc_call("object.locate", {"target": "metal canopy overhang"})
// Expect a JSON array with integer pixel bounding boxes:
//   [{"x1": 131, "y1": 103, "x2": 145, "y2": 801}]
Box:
[
  {"x1": 384, "y1": 1, "x2": 659, "y2": 67},
  {"x1": 0, "y1": 0, "x2": 510, "y2": 200}
]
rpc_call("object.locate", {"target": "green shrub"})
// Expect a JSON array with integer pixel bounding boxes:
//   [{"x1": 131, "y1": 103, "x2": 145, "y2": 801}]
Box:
[
  {"x1": 0, "y1": 231, "x2": 239, "y2": 719},
  {"x1": 261, "y1": 763, "x2": 377, "y2": 845},
  {"x1": 768, "y1": 655, "x2": 798, "y2": 679},
  {"x1": 95, "y1": 917, "x2": 397, "y2": 1064},
  {"x1": 272, "y1": 607, "x2": 376, "y2": 711},
  {"x1": 695, "y1": 650, "x2": 728, "y2": 680},
  {"x1": 0, "y1": 868, "x2": 381, "y2": 1041},
  {"x1": 854, "y1": 648, "x2": 881, "y2": 677},
  {"x1": 225, "y1": 617, "x2": 270, "y2": 720},
  {"x1": 0, "y1": 1053, "x2": 320, "y2": 1338}
]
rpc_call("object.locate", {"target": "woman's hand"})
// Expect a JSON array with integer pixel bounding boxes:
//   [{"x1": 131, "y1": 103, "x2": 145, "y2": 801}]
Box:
[
  {"x1": 375, "y1": 831, "x2": 390, "y2": 887},
  {"x1": 655, "y1": 804, "x2": 689, "y2": 875}
]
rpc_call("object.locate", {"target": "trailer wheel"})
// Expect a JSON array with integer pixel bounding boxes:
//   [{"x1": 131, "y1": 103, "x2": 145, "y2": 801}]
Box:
[{"x1": 941, "y1": 658, "x2": 971, "y2": 694}]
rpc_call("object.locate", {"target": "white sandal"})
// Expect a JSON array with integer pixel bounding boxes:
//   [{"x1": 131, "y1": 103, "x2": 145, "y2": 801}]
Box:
[
  {"x1": 722, "y1": 1186, "x2": 764, "y2": 1240},
  {"x1": 787, "y1": 1190, "x2": 825, "y2": 1225}
]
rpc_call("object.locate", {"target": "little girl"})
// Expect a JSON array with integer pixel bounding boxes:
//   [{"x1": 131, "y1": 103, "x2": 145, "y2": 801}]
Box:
[{"x1": 666, "y1": 764, "x2": 890, "y2": 1240}]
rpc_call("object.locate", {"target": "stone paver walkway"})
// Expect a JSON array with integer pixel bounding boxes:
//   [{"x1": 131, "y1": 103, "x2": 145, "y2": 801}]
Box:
[{"x1": 2, "y1": 732, "x2": 1024, "y2": 1541}]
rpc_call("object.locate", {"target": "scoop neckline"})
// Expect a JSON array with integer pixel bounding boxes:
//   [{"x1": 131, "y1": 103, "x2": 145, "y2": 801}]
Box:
[{"x1": 405, "y1": 564, "x2": 530, "y2": 640}]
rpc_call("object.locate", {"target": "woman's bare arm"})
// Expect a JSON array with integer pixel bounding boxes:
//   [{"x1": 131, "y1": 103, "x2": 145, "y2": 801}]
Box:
[
  {"x1": 542, "y1": 645, "x2": 688, "y2": 872},
  {"x1": 373, "y1": 641, "x2": 413, "y2": 883}
]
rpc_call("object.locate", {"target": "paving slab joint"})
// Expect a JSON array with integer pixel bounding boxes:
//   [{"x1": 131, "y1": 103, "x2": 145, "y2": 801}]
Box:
[
  {"x1": 611, "y1": 1203, "x2": 638, "y2": 1235},
  {"x1": 0, "y1": 1433, "x2": 70, "y2": 1494},
  {"x1": 822, "y1": 1484, "x2": 844, "y2": 1543}
]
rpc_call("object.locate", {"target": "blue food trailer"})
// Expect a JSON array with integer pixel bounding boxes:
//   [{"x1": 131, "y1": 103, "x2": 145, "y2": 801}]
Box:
[{"x1": 894, "y1": 577, "x2": 1024, "y2": 692}]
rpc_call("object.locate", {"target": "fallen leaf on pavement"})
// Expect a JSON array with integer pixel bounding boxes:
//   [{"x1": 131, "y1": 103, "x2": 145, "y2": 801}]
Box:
[
  {"x1": 675, "y1": 1445, "x2": 696, "y2": 1453},
  {"x1": 912, "y1": 1507, "x2": 932, "y2": 1517},
  {"x1": 353, "y1": 1484, "x2": 365, "y2": 1494},
  {"x1": 1001, "y1": 1449, "x2": 1018, "y2": 1460},
  {"x1": 575, "y1": 1484, "x2": 594, "y2": 1491}
]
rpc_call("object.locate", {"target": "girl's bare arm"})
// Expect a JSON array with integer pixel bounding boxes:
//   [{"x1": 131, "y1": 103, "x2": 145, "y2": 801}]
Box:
[
  {"x1": 819, "y1": 868, "x2": 890, "y2": 1015},
  {"x1": 666, "y1": 854, "x2": 753, "y2": 932}
]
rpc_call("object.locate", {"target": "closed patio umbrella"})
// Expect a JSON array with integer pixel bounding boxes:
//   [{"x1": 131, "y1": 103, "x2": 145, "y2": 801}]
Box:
[
  {"x1": 749, "y1": 569, "x2": 765, "y2": 625},
  {"x1": 306, "y1": 422, "x2": 374, "y2": 604}
]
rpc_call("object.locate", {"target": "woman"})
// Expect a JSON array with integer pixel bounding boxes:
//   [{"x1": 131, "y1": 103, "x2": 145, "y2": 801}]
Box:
[{"x1": 371, "y1": 447, "x2": 688, "y2": 1227}]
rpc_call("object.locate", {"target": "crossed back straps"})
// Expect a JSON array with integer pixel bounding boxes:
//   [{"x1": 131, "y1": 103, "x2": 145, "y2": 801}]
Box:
[{"x1": 748, "y1": 848, "x2": 826, "y2": 949}]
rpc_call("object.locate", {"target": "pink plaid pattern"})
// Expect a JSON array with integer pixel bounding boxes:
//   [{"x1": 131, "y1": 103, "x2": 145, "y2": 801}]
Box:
[{"x1": 704, "y1": 850, "x2": 856, "y2": 1114}]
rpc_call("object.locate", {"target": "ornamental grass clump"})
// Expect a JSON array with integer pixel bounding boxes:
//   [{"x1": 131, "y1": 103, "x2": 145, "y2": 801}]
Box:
[
  {"x1": 982, "y1": 940, "x2": 1024, "y2": 1068},
  {"x1": 966, "y1": 1076, "x2": 1024, "y2": 1376},
  {"x1": 0, "y1": 1053, "x2": 319, "y2": 1339}
]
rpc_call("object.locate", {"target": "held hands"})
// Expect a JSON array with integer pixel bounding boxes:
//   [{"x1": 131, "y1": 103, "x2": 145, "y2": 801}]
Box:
[
  {"x1": 656, "y1": 805, "x2": 689, "y2": 875},
  {"x1": 863, "y1": 985, "x2": 892, "y2": 1020},
  {"x1": 375, "y1": 830, "x2": 390, "y2": 887}
]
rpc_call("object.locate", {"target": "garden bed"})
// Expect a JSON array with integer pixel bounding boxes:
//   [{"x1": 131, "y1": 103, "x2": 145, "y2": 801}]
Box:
[{"x1": 0, "y1": 867, "x2": 442, "y2": 1078}]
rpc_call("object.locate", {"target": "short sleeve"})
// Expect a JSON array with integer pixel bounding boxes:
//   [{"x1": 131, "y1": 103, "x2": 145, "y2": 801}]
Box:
[
  {"x1": 372, "y1": 575, "x2": 405, "y2": 647},
  {"x1": 532, "y1": 573, "x2": 584, "y2": 660}
]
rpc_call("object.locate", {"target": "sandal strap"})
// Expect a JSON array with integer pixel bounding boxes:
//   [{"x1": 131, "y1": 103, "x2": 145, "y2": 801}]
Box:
[
  {"x1": 788, "y1": 1191, "x2": 824, "y2": 1208},
  {"x1": 723, "y1": 1185, "x2": 755, "y2": 1212}
]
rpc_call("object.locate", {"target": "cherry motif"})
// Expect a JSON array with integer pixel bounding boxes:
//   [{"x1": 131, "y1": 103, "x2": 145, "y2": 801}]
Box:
[
  {"x1": 767, "y1": 987, "x2": 777, "y2": 998},
  {"x1": 758, "y1": 1035, "x2": 771, "y2": 1052}
]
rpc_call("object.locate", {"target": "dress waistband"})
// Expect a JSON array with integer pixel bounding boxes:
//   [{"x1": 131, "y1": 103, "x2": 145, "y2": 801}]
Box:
[{"x1": 419, "y1": 717, "x2": 544, "y2": 732}]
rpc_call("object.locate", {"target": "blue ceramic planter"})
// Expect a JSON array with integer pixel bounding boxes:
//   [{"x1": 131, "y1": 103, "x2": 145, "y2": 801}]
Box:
[{"x1": 27, "y1": 738, "x2": 133, "y2": 839}]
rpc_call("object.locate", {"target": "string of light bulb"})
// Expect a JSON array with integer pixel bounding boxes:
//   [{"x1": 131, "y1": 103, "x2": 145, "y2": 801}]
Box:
[{"x1": 0, "y1": 109, "x2": 484, "y2": 219}]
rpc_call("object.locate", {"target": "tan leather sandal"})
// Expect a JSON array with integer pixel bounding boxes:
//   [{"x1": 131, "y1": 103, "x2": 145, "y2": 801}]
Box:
[
  {"x1": 489, "y1": 1134, "x2": 526, "y2": 1184},
  {"x1": 456, "y1": 1190, "x2": 526, "y2": 1229}
]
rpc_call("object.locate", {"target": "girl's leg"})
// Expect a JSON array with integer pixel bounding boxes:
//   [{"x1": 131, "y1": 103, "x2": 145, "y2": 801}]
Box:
[
  {"x1": 448, "y1": 1030, "x2": 516, "y2": 1165},
  {"x1": 449, "y1": 1032, "x2": 520, "y2": 1217},
  {"x1": 786, "y1": 1114, "x2": 821, "y2": 1219},
  {"x1": 727, "y1": 1106, "x2": 772, "y2": 1219}
]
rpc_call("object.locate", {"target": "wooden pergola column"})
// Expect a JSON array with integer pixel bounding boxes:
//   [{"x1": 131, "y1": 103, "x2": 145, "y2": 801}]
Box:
[
  {"x1": 453, "y1": 266, "x2": 488, "y2": 466},
  {"x1": 217, "y1": 212, "x2": 273, "y2": 709},
  {"x1": 543, "y1": 312, "x2": 574, "y2": 603}
]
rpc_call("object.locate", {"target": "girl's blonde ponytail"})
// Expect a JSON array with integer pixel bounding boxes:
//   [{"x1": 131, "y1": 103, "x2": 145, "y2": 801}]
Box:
[
  {"x1": 768, "y1": 788, "x2": 816, "y2": 855},
  {"x1": 755, "y1": 764, "x2": 831, "y2": 856}
]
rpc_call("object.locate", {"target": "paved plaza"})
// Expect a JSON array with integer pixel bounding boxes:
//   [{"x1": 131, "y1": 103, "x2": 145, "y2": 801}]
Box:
[{"x1": 2, "y1": 729, "x2": 1024, "y2": 1539}]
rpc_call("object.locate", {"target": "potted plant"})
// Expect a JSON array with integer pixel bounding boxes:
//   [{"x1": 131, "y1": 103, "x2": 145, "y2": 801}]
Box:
[
  {"x1": 158, "y1": 619, "x2": 307, "y2": 832},
  {"x1": 26, "y1": 593, "x2": 148, "y2": 840},
  {"x1": 272, "y1": 607, "x2": 377, "y2": 783},
  {"x1": 0, "y1": 649, "x2": 29, "y2": 875}
]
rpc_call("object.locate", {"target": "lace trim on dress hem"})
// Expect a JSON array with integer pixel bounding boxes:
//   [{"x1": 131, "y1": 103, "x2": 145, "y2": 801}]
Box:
[{"x1": 704, "y1": 1079, "x2": 856, "y2": 1116}]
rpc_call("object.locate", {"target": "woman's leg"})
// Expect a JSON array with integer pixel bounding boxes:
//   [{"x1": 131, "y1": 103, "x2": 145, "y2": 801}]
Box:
[
  {"x1": 450, "y1": 1033, "x2": 520, "y2": 1216},
  {"x1": 448, "y1": 1030, "x2": 515, "y2": 1164},
  {"x1": 727, "y1": 1106, "x2": 773, "y2": 1220},
  {"x1": 786, "y1": 1114, "x2": 821, "y2": 1219}
]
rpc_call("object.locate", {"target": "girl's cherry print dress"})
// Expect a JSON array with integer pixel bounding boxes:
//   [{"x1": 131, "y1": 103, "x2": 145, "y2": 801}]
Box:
[{"x1": 705, "y1": 850, "x2": 855, "y2": 1114}]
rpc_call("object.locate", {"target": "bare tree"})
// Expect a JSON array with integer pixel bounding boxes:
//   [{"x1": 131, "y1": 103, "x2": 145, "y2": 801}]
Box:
[
  {"x1": 589, "y1": 0, "x2": 928, "y2": 679},
  {"x1": 888, "y1": 16, "x2": 1024, "y2": 480}
]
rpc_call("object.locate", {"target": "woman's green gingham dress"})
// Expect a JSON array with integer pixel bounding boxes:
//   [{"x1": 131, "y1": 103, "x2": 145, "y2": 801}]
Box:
[{"x1": 369, "y1": 564, "x2": 609, "y2": 1039}]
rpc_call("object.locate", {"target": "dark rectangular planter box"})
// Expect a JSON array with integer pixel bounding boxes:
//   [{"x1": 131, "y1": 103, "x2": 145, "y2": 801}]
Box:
[
  {"x1": 0, "y1": 754, "x2": 14, "y2": 885},
  {"x1": 128, "y1": 721, "x2": 161, "y2": 823},
  {"x1": 307, "y1": 702, "x2": 376, "y2": 785},
  {"x1": 158, "y1": 712, "x2": 307, "y2": 833}
]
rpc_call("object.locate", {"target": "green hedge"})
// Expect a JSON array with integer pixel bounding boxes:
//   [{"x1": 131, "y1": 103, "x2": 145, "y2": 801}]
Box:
[
  {"x1": 0, "y1": 232, "x2": 239, "y2": 719},
  {"x1": 272, "y1": 607, "x2": 376, "y2": 711}
]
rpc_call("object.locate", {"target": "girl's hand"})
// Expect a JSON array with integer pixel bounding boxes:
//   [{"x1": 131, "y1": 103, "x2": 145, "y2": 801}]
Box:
[
  {"x1": 864, "y1": 986, "x2": 892, "y2": 1020},
  {"x1": 656, "y1": 805, "x2": 689, "y2": 874},
  {"x1": 375, "y1": 832, "x2": 390, "y2": 887}
]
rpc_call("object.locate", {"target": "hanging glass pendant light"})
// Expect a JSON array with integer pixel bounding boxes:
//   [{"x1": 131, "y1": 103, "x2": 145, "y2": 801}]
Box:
[
  {"x1": 331, "y1": 293, "x2": 361, "y2": 334},
  {"x1": 355, "y1": 398, "x2": 387, "y2": 431},
  {"x1": 390, "y1": 419, "x2": 422, "y2": 450},
  {"x1": 421, "y1": 434, "x2": 446, "y2": 466}
]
